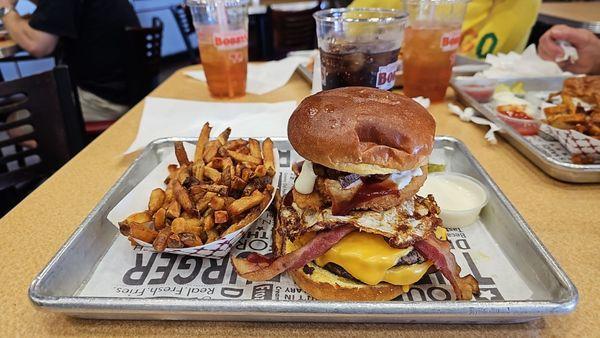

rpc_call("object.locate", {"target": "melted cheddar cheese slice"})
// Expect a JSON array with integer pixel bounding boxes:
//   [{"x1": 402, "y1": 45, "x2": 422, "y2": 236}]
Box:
[{"x1": 315, "y1": 231, "x2": 433, "y2": 286}]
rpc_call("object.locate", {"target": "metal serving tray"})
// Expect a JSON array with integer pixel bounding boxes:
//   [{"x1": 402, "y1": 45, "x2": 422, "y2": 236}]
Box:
[
  {"x1": 451, "y1": 77, "x2": 600, "y2": 183},
  {"x1": 29, "y1": 137, "x2": 577, "y2": 323}
]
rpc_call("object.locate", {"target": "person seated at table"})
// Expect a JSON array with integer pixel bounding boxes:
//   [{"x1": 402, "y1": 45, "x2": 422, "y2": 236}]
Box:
[
  {"x1": 538, "y1": 24, "x2": 600, "y2": 75},
  {"x1": 0, "y1": 0, "x2": 140, "y2": 122},
  {"x1": 349, "y1": 0, "x2": 541, "y2": 60}
]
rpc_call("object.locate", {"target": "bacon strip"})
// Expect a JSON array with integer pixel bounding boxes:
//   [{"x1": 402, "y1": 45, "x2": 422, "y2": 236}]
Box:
[
  {"x1": 231, "y1": 225, "x2": 354, "y2": 281},
  {"x1": 414, "y1": 235, "x2": 480, "y2": 300}
]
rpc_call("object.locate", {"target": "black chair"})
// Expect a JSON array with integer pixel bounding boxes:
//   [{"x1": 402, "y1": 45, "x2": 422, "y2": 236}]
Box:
[
  {"x1": 171, "y1": 4, "x2": 200, "y2": 64},
  {"x1": 125, "y1": 17, "x2": 164, "y2": 106},
  {"x1": 84, "y1": 18, "x2": 163, "y2": 139},
  {"x1": 268, "y1": 3, "x2": 320, "y2": 60},
  {"x1": 0, "y1": 65, "x2": 85, "y2": 216}
]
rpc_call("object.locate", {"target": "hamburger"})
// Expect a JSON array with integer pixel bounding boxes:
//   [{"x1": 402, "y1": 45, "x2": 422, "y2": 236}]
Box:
[{"x1": 232, "y1": 87, "x2": 479, "y2": 301}]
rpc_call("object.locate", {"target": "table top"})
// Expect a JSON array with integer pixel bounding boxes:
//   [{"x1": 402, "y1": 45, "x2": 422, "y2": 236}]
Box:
[
  {"x1": 538, "y1": 2, "x2": 600, "y2": 31},
  {"x1": 1, "y1": 65, "x2": 599, "y2": 336}
]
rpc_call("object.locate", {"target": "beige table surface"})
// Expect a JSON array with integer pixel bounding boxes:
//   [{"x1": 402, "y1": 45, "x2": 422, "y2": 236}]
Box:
[
  {"x1": 539, "y1": 1, "x2": 600, "y2": 24},
  {"x1": 1, "y1": 65, "x2": 599, "y2": 337}
]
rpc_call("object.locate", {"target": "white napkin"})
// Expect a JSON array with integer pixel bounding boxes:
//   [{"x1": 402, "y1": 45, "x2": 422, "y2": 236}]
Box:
[
  {"x1": 479, "y1": 44, "x2": 572, "y2": 79},
  {"x1": 311, "y1": 52, "x2": 322, "y2": 94},
  {"x1": 412, "y1": 96, "x2": 431, "y2": 109},
  {"x1": 185, "y1": 56, "x2": 309, "y2": 95},
  {"x1": 448, "y1": 103, "x2": 500, "y2": 144},
  {"x1": 556, "y1": 40, "x2": 579, "y2": 64},
  {"x1": 125, "y1": 97, "x2": 296, "y2": 154}
]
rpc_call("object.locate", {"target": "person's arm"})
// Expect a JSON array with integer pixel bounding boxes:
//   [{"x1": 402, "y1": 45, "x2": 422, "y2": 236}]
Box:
[
  {"x1": 538, "y1": 24, "x2": 600, "y2": 75},
  {"x1": 1, "y1": 0, "x2": 58, "y2": 58}
]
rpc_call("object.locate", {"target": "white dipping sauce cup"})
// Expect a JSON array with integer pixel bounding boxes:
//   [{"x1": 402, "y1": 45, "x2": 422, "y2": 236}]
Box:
[{"x1": 418, "y1": 172, "x2": 488, "y2": 228}]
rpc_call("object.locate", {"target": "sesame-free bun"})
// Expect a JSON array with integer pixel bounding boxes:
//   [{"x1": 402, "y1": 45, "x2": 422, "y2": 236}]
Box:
[{"x1": 288, "y1": 87, "x2": 435, "y2": 175}]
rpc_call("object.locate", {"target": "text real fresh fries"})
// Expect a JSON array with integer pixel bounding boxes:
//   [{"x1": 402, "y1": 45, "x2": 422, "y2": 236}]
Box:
[{"x1": 116, "y1": 123, "x2": 277, "y2": 254}]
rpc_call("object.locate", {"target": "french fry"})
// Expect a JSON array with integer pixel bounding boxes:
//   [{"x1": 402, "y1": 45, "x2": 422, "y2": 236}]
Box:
[
  {"x1": 204, "y1": 166, "x2": 221, "y2": 183},
  {"x1": 167, "y1": 233, "x2": 183, "y2": 248},
  {"x1": 173, "y1": 180, "x2": 193, "y2": 212},
  {"x1": 214, "y1": 210, "x2": 228, "y2": 224},
  {"x1": 126, "y1": 211, "x2": 152, "y2": 224},
  {"x1": 153, "y1": 226, "x2": 172, "y2": 252},
  {"x1": 120, "y1": 222, "x2": 158, "y2": 243},
  {"x1": 241, "y1": 168, "x2": 253, "y2": 182},
  {"x1": 248, "y1": 138, "x2": 261, "y2": 159},
  {"x1": 203, "y1": 140, "x2": 220, "y2": 163},
  {"x1": 204, "y1": 213, "x2": 215, "y2": 231},
  {"x1": 207, "y1": 157, "x2": 225, "y2": 170},
  {"x1": 148, "y1": 188, "x2": 165, "y2": 213},
  {"x1": 194, "y1": 122, "x2": 212, "y2": 162},
  {"x1": 196, "y1": 199, "x2": 210, "y2": 214},
  {"x1": 238, "y1": 146, "x2": 251, "y2": 155},
  {"x1": 226, "y1": 139, "x2": 248, "y2": 150},
  {"x1": 227, "y1": 150, "x2": 262, "y2": 165},
  {"x1": 254, "y1": 165, "x2": 267, "y2": 177},
  {"x1": 181, "y1": 232, "x2": 203, "y2": 247},
  {"x1": 191, "y1": 161, "x2": 204, "y2": 181},
  {"x1": 177, "y1": 165, "x2": 190, "y2": 184},
  {"x1": 223, "y1": 208, "x2": 260, "y2": 235},
  {"x1": 206, "y1": 229, "x2": 219, "y2": 243},
  {"x1": 262, "y1": 137, "x2": 275, "y2": 175},
  {"x1": 243, "y1": 183, "x2": 256, "y2": 196},
  {"x1": 163, "y1": 187, "x2": 174, "y2": 207},
  {"x1": 217, "y1": 127, "x2": 232, "y2": 145},
  {"x1": 221, "y1": 164, "x2": 233, "y2": 187},
  {"x1": 231, "y1": 176, "x2": 246, "y2": 191},
  {"x1": 217, "y1": 145, "x2": 229, "y2": 157},
  {"x1": 166, "y1": 200, "x2": 181, "y2": 219},
  {"x1": 260, "y1": 189, "x2": 273, "y2": 210},
  {"x1": 174, "y1": 141, "x2": 191, "y2": 166},
  {"x1": 153, "y1": 207, "x2": 167, "y2": 230},
  {"x1": 209, "y1": 196, "x2": 226, "y2": 210},
  {"x1": 227, "y1": 190, "x2": 264, "y2": 216},
  {"x1": 180, "y1": 211, "x2": 195, "y2": 219},
  {"x1": 171, "y1": 217, "x2": 202, "y2": 235}
]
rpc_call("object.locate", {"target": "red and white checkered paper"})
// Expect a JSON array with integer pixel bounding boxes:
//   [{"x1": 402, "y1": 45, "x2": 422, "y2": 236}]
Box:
[
  {"x1": 107, "y1": 141, "x2": 280, "y2": 259},
  {"x1": 540, "y1": 124, "x2": 600, "y2": 161}
]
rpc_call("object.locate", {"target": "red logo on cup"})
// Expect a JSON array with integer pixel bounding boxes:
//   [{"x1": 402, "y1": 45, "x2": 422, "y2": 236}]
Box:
[
  {"x1": 376, "y1": 61, "x2": 398, "y2": 90},
  {"x1": 228, "y1": 51, "x2": 244, "y2": 63},
  {"x1": 213, "y1": 29, "x2": 248, "y2": 51},
  {"x1": 440, "y1": 30, "x2": 461, "y2": 52}
]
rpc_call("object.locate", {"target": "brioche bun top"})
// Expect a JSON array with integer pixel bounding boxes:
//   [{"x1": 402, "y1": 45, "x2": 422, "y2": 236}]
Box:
[{"x1": 288, "y1": 87, "x2": 435, "y2": 175}]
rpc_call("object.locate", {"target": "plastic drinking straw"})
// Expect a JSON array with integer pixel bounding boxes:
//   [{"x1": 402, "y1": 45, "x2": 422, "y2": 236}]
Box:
[{"x1": 215, "y1": 0, "x2": 235, "y2": 97}]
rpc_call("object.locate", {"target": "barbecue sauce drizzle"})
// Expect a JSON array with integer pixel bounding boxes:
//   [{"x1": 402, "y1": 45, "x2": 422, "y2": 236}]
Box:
[{"x1": 331, "y1": 176, "x2": 399, "y2": 215}]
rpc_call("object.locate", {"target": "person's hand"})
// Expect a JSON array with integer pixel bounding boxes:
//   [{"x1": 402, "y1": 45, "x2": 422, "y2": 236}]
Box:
[
  {"x1": 538, "y1": 24, "x2": 600, "y2": 75},
  {"x1": 0, "y1": 0, "x2": 17, "y2": 8}
]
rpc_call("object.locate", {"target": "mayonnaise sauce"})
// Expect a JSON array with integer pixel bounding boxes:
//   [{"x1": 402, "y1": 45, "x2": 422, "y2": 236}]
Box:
[
  {"x1": 419, "y1": 174, "x2": 484, "y2": 211},
  {"x1": 294, "y1": 160, "x2": 318, "y2": 194}
]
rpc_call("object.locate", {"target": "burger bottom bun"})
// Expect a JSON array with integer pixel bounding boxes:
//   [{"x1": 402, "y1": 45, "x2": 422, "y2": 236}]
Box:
[{"x1": 289, "y1": 262, "x2": 406, "y2": 301}]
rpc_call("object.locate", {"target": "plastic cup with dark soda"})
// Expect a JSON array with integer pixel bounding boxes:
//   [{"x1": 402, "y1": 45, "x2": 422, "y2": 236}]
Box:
[
  {"x1": 313, "y1": 8, "x2": 408, "y2": 91},
  {"x1": 188, "y1": 0, "x2": 248, "y2": 98},
  {"x1": 401, "y1": 0, "x2": 469, "y2": 102}
]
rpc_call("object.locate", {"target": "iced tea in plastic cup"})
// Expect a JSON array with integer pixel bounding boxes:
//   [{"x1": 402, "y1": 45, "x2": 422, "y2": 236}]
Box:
[
  {"x1": 188, "y1": 0, "x2": 248, "y2": 98},
  {"x1": 314, "y1": 8, "x2": 408, "y2": 91},
  {"x1": 402, "y1": 0, "x2": 469, "y2": 102}
]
